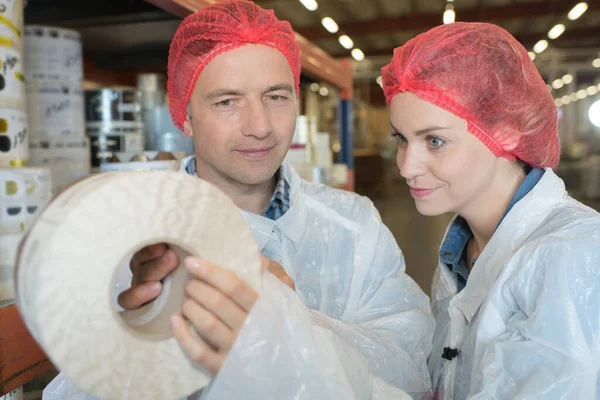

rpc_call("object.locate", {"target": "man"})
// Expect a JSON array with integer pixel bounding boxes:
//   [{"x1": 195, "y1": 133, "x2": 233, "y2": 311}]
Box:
[{"x1": 45, "y1": 1, "x2": 434, "y2": 399}]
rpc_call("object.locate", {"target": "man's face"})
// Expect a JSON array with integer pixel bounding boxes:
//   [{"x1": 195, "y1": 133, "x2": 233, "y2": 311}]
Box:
[{"x1": 183, "y1": 44, "x2": 298, "y2": 187}]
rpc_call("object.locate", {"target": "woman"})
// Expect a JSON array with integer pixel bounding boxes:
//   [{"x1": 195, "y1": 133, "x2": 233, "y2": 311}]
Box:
[{"x1": 382, "y1": 22, "x2": 600, "y2": 399}]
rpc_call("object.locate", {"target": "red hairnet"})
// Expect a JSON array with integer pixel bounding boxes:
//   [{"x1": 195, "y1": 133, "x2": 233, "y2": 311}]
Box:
[
  {"x1": 167, "y1": 0, "x2": 301, "y2": 130},
  {"x1": 382, "y1": 22, "x2": 560, "y2": 168}
]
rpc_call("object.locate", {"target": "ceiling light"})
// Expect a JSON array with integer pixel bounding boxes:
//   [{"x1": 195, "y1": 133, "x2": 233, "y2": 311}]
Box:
[
  {"x1": 321, "y1": 17, "x2": 338, "y2": 33},
  {"x1": 310, "y1": 83, "x2": 319, "y2": 92},
  {"x1": 568, "y1": 2, "x2": 588, "y2": 20},
  {"x1": 376, "y1": 76, "x2": 382, "y2": 86},
  {"x1": 338, "y1": 35, "x2": 354, "y2": 49},
  {"x1": 555, "y1": 99, "x2": 563, "y2": 107},
  {"x1": 443, "y1": 5, "x2": 455, "y2": 24},
  {"x1": 533, "y1": 40, "x2": 548, "y2": 54},
  {"x1": 552, "y1": 79, "x2": 564, "y2": 89},
  {"x1": 576, "y1": 89, "x2": 588, "y2": 99},
  {"x1": 562, "y1": 74, "x2": 573, "y2": 84},
  {"x1": 351, "y1": 48, "x2": 365, "y2": 61},
  {"x1": 562, "y1": 95, "x2": 572, "y2": 104},
  {"x1": 593, "y1": 58, "x2": 600, "y2": 68},
  {"x1": 319, "y1": 87, "x2": 329, "y2": 96},
  {"x1": 528, "y1": 51, "x2": 536, "y2": 61},
  {"x1": 298, "y1": 0, "x2": 318, "y2": 11},
  {"x1": 587, "y1": 86, "x2": 599, "y2": 95},
  {"x1": 589, "y1": 99, "x2": 600, "y2": 127},
  {"x1": 570, "y1": 93, "x2": 579, "y2": 101},
  {"x1": 548, "y1": 24, "x2": 565, "y2": 40}
]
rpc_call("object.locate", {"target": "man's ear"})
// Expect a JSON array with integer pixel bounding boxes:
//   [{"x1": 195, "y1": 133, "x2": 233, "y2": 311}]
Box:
[{"x1": 183, "y1": 117, "x2": 193, "y2": 138}]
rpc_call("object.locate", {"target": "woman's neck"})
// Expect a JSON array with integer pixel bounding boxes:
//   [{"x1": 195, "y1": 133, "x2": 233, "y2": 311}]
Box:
[{"x1": 461, "y1": 168, "x2": 527, "y2": 261}]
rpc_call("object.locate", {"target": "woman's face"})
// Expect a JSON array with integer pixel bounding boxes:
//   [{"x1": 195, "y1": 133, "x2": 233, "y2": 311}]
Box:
[{"x1": 390, "y1": 91, "x2": 505, "y2": 217}]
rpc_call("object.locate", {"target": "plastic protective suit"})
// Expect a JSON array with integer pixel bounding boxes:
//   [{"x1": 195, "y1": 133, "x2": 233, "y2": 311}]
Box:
[
  {"x1": 43, "y1": 158, "x2": 435, "y2": 400},
  {"x1": 429, "y1": 168, "x2": 600, "y2": 399}
]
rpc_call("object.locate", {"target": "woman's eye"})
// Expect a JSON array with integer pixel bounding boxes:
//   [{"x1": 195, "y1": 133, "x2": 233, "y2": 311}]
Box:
[
  {"x1": 428, "y1": 136, "x2": 445, "y2": 148},
  {"x1": 391, "y1": 132, "x2": 407, "y2": 145}
]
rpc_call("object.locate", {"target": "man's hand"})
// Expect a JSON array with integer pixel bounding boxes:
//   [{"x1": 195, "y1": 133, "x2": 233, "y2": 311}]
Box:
[
  {"x1": 260, "y1": 254, "x2": 295, "y2": 290},
  {"x1": 170, "y1": 257, "x2": 258, "y2": 375},
  {"x1": 170, "y1": 255, "x2": 295, "y2": 376},
  {"x1": 117, "y1": 244, "x2": 179, "y2": 309}
]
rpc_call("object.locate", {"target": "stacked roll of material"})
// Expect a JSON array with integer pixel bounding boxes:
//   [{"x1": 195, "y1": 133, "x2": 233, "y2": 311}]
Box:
[
  {"x1": 0, "y1": 166, "x2": 51, "y2": 301},
  {"x1": 24, "y1": 25, "x2": 90, "y2": 194},
  {"x1": 137, "y1": 73, "x2": 194, "y2": 155},
  {"x1": 0, "y1": 0, "x2": 27, "y2": 168},
  {"x1": 85, "y1": 88, "x2": 145, "y2": 169}
]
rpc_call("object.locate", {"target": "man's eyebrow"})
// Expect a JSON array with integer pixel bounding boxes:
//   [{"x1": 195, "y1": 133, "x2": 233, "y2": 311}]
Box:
[
  {"x1": 263, "y1": 84, "x2": 294, "y2": 94},
  {"x1": 205, "y1": 89, "x2": 244, "y2": 100}
]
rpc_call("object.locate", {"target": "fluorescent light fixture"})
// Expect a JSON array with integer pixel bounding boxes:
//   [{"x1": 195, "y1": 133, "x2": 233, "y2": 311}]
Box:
[
  {"x1": 593, "y1": 58, "x2": 600, "y2": 68},
  {"x1": 562, "y1": 74, "x2": 573, "y2": 84},
  {"x1": 568, "y1": 2, "x2": 588, "y2": 20},
  {"x1": 590, "y1": 100, "x2": 600, "y2": 127},
  {"x1": 299, "y1": 0, "x2": 318, "y2": 11},
  {"x1": 321, "y1": 17, "x2": 338, "y2": 33},
  {"x1": 548, "y1": 24, "x2": 565, "y2": 40},
  {"x1": 533, "y1": 40, "x2": 548, "y2": 54},
  {"x1": 338, "y1": 35, "x2": 354, "y2": 49},
  {"x1": 552, "y1": 79, "x2": 564, "y2": 89},
  {"x1": 351, "y1": 48, "x2": 365, "y2": 61},
  {"x1": 443, "y1": 5, "x2": 455, "y2": 24}
]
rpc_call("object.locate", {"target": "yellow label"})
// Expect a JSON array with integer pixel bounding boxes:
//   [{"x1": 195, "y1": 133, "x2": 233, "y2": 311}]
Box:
[
  {"x1": 14, "y1": 71, "x2": 24, "y2": 82},
  {"x1": 9, "y1": 159, "x2": 24, "y2": 167},
  {"x1": 0, "y1": 15, "x2": 21, "y2": 38},
  {"x1": 25, "y1": 179, "x2": 36, "y2": 194},
  {"x1": 0, "y1": 118, "x2": 8, "y2": 133},
  {"x1": 5, "y1": 180, "x2": 17, "y2": 195},
  {"x1": 0, "y1": 37, "x2": 13, "y2": 48}
]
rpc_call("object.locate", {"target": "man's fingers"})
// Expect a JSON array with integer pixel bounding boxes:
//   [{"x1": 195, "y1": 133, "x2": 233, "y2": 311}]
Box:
[
  {"x1": 185, "y1": 279, "x2": 248, "y2": 331},
  {"x1": 184, "y1": 257, "x2": 258, "y2": 312},
  {"x1": 138, "y1": 249, "x2": 179, "y2": 283},
  {"x1": 170, "y1": 314, "x2": 225, "y2": 376},
  {"x1": 130, "y1": 243, "x2": 169, "y2": 273},
  {"x1": 117, "y1": 282, "x2": 162, "y2": 310},
  {"x1": 181, "y1": 298, "x2": 235, "y2": 351}
]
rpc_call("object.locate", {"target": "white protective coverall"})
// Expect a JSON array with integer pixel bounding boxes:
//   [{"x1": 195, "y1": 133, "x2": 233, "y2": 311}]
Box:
[
  {"x1": 43, "y1": 158, "x2": 435, "y2": 400},
  {"x1": 429, "y1": 168, "x2": 600, "y2": 399}
]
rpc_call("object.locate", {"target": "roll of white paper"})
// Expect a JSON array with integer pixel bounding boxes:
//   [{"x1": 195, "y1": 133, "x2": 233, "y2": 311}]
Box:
[
  {"x1": 0, "y1": 39, "x2": 25, "y2": 109},
  {"x1": 26, "y1": 81, "x2": 85, "y2": 140},
  {"x1": 0, "y1": 166, "x2": 51, "y2": 234},
  {"x1": 0, "y1": 108, "x2": 28, "y2": 167},
  {"x1": 0, "y1": 0, "x2": 24, "y2": 46},
  {"x1": 28, "y1": 137, "x2": 89, "y2": 194},
  {"x1": 24, "y1": 25, "x2": 82, "y2": 84},
  {"x1": 15, "y1": 171, "x2": 262, "y2": 399}
]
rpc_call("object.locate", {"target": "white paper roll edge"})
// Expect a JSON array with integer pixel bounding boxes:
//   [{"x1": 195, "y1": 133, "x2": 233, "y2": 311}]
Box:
[{"x1": 15, "y1": 171, "x2": 262, "y2": 399}]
